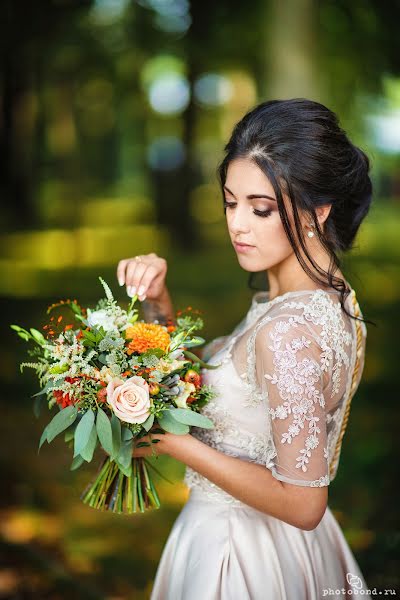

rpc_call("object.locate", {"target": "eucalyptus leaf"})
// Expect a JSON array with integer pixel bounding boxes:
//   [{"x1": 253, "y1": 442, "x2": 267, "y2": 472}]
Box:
[
  {"x1": 74, "y1": 409, "x2": 95, "y2": 457},
  {"x1": 115, "y1": 459, "x2": 132, "y2": 478},
  {"x1": 46, "y1": 405, "x2": 78, "y2": 443},
  {"x1": 158, "y1": 410, "x2": 190, "y2": 435},
  {"x1": 122, "y1": 427, "x2": 133, "y2": 441},
  {"x1": 70, "y1": 455, "x2": 85, "y2": 471},
  {"x1": 170, "y1": 408, "x2": 214, "y2": 429},
  {"x1": 33, "y1": 395, "x2": 42, "y2": 418},
  {"x1": 118, "y1": 439, "x2": 133, "y2": 469},
  {"x1": 64, "y1": 426, "x2": 76, "y2": 443},
  {"x1": 142, "y1": 414, "x2": 155, "y2": 432},
  {"x1": 80, "y1": 424, "x2": 97, "y2": 462},
  {"x1": 38, "y1": 426, "x2": 49, "y2": 451},
  {"x1": 111, "y1": 413, "x2": 121, "y2": 457},
  {"x1": 96, "y1": 408, "x2": 113, "y2": 455},
  {"x1": 32, "y1": 380, "x2": 57, "y2": 398}
]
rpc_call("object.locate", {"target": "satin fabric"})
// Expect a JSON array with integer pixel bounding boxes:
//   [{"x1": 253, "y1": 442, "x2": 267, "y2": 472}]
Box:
[{"x1": 150, "y1": 489, "x2": 368, "y2": 599}]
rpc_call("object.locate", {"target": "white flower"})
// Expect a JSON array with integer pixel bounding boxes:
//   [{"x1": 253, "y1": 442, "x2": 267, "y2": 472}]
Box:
[{"x1": 87, "y1": 309, "x2": 117, "y2": 332}]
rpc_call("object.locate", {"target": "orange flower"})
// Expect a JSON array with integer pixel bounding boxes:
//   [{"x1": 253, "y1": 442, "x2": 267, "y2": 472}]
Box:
[{"x1": 125, "y1": 322, "x2": 171, "y2": 355}]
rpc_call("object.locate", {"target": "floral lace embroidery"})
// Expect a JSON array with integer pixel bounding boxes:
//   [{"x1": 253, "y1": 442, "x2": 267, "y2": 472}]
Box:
[
  {"x1": 265, "y1": 319, "x2": 325, "y2": 473},
  {"x1": 281, "y1": 290, "x2": 352, "y2": 397},
  {"x1": 184, "y1": 400, "x2": 276, "y2": 504},
  {"x1": 309, "y1": 474, "x2": 330, "y2": 487}
]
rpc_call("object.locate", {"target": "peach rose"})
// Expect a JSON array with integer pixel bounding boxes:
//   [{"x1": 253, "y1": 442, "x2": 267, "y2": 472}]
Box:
[{"x1": 107, "y1": 376, "x2": 151, "y2": 424}]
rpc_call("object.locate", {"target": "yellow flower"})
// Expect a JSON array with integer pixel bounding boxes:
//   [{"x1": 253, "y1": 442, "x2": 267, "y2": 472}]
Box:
[{"x1": 125, "y1": 322, "x2": 171, "y2": 355}]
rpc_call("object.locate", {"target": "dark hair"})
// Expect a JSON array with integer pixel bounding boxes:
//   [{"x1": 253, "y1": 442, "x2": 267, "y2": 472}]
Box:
[{"x1": 217, "y1": 98, "x2": 373, "y2": 325}]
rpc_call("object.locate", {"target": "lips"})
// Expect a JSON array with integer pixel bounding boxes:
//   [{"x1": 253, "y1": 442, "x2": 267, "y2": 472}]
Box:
[{"x1": 233, "y1": 241, "x2": 256, "y2": 253}]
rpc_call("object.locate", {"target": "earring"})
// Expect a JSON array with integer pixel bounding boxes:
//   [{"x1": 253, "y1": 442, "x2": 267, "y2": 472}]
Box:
[{"x1": 307, "y1": 230, "x2": 314, "y2": 238}]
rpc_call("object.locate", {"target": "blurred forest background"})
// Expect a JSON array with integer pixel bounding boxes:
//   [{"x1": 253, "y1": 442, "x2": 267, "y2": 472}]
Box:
[{"x1": 1, "y1": 0, "x2": 400, "y2": 598}]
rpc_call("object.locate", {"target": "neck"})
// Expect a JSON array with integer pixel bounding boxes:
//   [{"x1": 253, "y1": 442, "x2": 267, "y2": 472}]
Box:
[{"x1": 266, "y1": 245, "x2": 341, "y2": 299}]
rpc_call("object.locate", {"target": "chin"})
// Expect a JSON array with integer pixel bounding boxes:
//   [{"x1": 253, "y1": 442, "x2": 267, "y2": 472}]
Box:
[{"x1": 236, "y1": 257, "x2": 266, "y2": 271}]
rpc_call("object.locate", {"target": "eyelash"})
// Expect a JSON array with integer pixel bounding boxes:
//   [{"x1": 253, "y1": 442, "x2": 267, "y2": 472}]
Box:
[{"x1": 223, "y1": 201, "x2": 272, "y2": 218}]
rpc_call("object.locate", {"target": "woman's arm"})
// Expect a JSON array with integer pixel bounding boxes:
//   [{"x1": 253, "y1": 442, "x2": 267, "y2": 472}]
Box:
[
  {"x1": 138, "y1": 432, "x2": 328, "y2": 531},
  {"x1": 141, "y1": 287, "x2": 176, "y2": 327}
]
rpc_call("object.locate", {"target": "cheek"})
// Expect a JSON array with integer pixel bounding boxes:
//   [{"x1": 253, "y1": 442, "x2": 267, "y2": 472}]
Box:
[
  {"x1": 256, "y1": 213, "x2": 289, "y2": 244},
  {"x1": 255, "y1": 215, "x2": 293, "y2": 260}
]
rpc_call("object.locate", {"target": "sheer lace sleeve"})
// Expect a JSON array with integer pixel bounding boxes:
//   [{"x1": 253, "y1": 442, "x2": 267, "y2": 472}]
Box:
[{"x1": 255, "y1": 315, "x2": 331, "y2": 488}]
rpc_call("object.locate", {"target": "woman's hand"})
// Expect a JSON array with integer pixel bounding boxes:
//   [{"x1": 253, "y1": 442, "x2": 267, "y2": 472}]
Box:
[
  {"x1": 117, "y1": 253, "x2": 168, "y2": 301},
  {"x1": 132, "y1": 428, "x2": 191, "y2": 459}
]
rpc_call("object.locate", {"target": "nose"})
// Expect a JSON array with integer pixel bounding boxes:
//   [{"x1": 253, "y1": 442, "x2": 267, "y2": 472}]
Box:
[{"x1": 227, "y1": 203, "x2": 251, "y2": 235}]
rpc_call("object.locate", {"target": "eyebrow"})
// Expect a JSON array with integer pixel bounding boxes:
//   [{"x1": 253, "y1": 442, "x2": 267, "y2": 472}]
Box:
[{"x1": 224, "y1": 185, "x2": 276, "y2": 202}]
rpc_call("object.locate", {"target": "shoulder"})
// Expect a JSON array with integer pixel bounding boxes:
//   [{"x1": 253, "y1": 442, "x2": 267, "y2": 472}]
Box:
[{"x1": 254, "y1": 289, "x2": 354, "y2": 373}]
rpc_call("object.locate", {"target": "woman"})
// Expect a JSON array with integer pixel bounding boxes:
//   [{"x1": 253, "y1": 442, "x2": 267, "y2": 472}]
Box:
[{"x1": 117, "y1": 99, "x2": 371, "y2": 599}]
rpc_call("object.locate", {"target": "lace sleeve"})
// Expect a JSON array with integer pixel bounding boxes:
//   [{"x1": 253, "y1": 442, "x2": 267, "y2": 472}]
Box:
[{"x1": 255, "y1": 315, "x2": 330, "y2": 488}]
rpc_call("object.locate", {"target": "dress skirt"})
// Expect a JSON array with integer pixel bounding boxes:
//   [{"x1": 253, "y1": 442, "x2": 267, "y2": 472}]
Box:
[{"x1": 150, "y1": 489, "x2": 368, "y2": 600}]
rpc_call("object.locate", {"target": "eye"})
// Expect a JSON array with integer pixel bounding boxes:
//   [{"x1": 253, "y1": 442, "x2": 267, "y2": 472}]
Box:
[
  {"x1": 253, "y1": 208, "x2": 272, "y2": 218},
  {"x1": 223, "y1": 200, "x2": 236, "y2": 209}
]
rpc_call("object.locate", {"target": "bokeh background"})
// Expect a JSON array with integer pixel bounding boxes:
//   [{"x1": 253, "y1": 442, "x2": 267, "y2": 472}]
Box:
[{"x1": 1, "y1": 0, "x2": 400, "y2": 598}]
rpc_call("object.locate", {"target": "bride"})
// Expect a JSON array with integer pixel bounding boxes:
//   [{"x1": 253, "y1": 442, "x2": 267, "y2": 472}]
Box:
[{"x1": 117, "y1": 99, "x2": 371, "y2": 599}]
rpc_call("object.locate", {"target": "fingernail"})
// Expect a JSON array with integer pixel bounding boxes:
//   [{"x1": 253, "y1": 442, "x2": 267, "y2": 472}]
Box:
[
  {"x1": 118, "y1": 277, "x2": 124, "y2": 286},
  {"x1": 138, "y1": 285, "x2": 146, "y2": 296},
  {"x1": 139, "y1": 294, "x2": 147, "y2": 302},
  {"x1": 128, "y1": 286, "x2": 137, "y2": 297}
]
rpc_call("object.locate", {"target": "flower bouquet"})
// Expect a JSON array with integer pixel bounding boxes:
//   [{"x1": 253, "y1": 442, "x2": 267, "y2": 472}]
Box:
[{"x1": 12, "y1": 278, "x2": 219, "y2": 514}]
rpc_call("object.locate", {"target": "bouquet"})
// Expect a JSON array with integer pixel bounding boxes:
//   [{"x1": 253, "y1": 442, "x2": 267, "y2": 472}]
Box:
[{"x1": 12, "y1": 278, "x2": 219, "y2": 514}]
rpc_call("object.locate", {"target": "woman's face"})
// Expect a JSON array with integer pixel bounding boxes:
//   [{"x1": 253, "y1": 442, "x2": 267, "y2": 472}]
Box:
[{"x1": 224, "y1": 157, "x2": 297, "y2": 272}]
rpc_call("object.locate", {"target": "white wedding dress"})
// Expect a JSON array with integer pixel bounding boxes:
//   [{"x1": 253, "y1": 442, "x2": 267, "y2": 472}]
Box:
[{"x1": 151, "y1": 287, "x2": 369, "y2": 599}]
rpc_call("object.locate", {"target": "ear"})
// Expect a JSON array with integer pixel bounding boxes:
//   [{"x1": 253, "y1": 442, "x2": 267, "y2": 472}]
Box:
[{"x1": 316, "y1": 204, "x2": 332, "y2": 226}]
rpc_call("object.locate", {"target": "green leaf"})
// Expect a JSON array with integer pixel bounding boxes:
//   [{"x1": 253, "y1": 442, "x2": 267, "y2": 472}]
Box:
[
  {"x1": 182, "y1": 349, "x2": 222, "y2": 370},
  {"x1": 96, "y1": 408, "x2": 113, "y2": 455},
  {"x1": 142, "y1": 414, "x2": 154, "y2": 432},
  {"x1": 33, "y1": 395, "x2": 42, "y2": 418},
  {"x1": 98, "y1": 353, "x2": 108, "y2": 364},
  {"x1": 80, "y1": 425, "x2": 97, "y2": 462},
  {"x1": 111, "y1": 413, "x2": 121, "y2": 457},
  {"x1": 46, "y1": 405, "x2": 78, "y2": 443},
  {"x1": 48, "y1": 364, "x2": 69, "y2": 374},
  {"x1": 74, "y1": 409, "x2": 95, "y2": 457},
  {"x1": 122, "y1": 427, "x2": 133, "y2": 441},
  {"x1": 38, "y1": 426, "x2": 49, "y2": 451},
  {"x1": 183, "y1": 336, "x2": 205, "y2": 348},
  {"x1": 158, "y1": 410, "x2": 190, "y2": 435},
  {"x1": 30, "y1": 328, "x2": 46, "y2": 346},
  {"x1": 115, "y1": 459, "x2": 132, "y2": 478},
  {"x1": 70, "y1": 455, "x2": 85, "y2": 471},
  {"x1": 169, "y1": 408, "x2": 214, "y2": 429},
  {"x1": 118, "y1": 439, "x2": 133, "y2": 469},
  {"x1": 64, "y1": 426, "x2": 76, "y2": 443},
  {"x1": 83, "y1": 329, "x2": 96, "y2": 342},
  {"x1": 32, "y1": 380, "x2": 57, "y2": 398},
  {"x1": 70, "y1": 302, "x2": 82, "y2": 316}
]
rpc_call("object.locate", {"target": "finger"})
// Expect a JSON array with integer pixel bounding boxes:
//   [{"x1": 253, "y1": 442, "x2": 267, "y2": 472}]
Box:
[
  {"x1": 134, "y1": 264, "x2": 160, "y2": 300},
  {"x1": 125, "y1": 261, "x2": 147, "y2": 297},
  {"x1": 117, "y1": 259, "x2": 129, "y2": 286},
  {"x1": 139, "y1": 258, "x2": 167, "y2": 299}
]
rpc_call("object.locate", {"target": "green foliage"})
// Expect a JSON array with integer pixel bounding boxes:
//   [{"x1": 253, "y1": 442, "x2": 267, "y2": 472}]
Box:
[
  {"x1": 158, "y1": 409, "x2": 190, "y2": 434},
  {"x1": 44, "y1": 405, "x2": 78, "y2": 445},
  {"x1": 74, "y1": 409, "x2": 95, "y2": 457},
  {"x1": 169, "y1": 407, "x2": 214, "y2": 429},
  {"x1": 111, "y1": 412, "x2": 122, "y2": 457},
  {"x1": 96, "y1": 408, "x2": 113, "y2": 455},
  {"x1": 80, "y1": 424, "x2": 97, "y2": 462}
]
